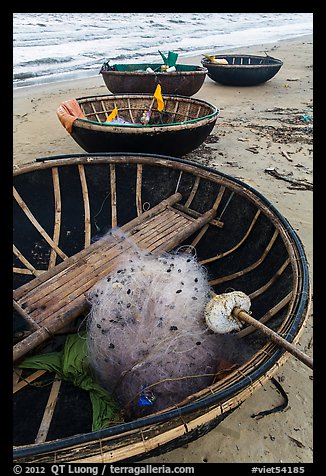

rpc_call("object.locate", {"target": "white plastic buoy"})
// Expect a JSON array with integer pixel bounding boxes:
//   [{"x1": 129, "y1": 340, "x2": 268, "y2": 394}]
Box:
[
  {"x1": 204, "y1": 291, "x2": 251, "y2": 334},
  {"x1": 204, "y1": 290, "x2": 313, "y2": 369}
]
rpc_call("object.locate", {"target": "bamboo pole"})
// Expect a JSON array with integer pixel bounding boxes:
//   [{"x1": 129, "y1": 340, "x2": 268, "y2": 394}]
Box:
[
  {"x1": 78, "y1": 164, "x2": 91, "y2": 248},
  {"x1": 110, "y1": 164, "x2": 117, "y2": 228},
  {"x1": 136, "y1": 164, "x2": 143, "y2": 216},
  {"x1": 184, "y1": 176, "x2": 200, "y2": 208},
  {"x1": 48, "y1": 167, "x2": 62, "y2": 269},
  {"x1": 13, "y1": 245, "x2": 42, "y2": 277},
  {"x1": 238, "y1": 293, "x2": 292, "y2": 338},
  {"x1": 35, "y1": 377, "x2": 62, "y2": 443}
]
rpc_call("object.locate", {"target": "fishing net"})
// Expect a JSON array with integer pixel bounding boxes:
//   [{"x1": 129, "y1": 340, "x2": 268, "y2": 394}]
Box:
[{"x1": 86, "y1": 230, "x2": 245, "y2": 420}]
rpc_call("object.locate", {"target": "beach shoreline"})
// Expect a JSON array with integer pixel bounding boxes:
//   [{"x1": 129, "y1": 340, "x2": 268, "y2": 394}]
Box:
[
  {"x1": 13, "y1": 34, "x2": 313, "y2": 464},
  {"x1": 13, "y1": 32, "x2": 313, "y2": 91}
]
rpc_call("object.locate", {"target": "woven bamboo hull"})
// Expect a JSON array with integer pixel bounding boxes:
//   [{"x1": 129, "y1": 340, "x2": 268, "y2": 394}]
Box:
[
  {"x1": 57, "y1": 94, "x2": 218, "y2": 157},
  {"x1": 100, "y1": 64, "x2": 207, "y2": 96},
  {"x1": 201, "y1": 54, "x2": 283, "y2": 86},
  {"x1": 13, "y1": 153, "x2": 310, "y2": 463}
]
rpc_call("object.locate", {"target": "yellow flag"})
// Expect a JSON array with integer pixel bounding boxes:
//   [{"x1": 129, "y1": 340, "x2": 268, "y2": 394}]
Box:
[
  {"x1": 106, "y1": 106, "x2": 118, "y2": 122},
  {"x1": 154, "y1": 84, "x2": 164, "y2": 112},
  {"x1": 203, "y1": 54, "x2": 216, "y2": 63}
]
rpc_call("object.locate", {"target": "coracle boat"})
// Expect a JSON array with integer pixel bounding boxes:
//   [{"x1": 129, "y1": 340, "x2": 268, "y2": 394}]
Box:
[
  {"x1": 201, "y1": 54, "x2": 283, "y2": 86},
  {"x1": 13, "y1": 153, "x2": 311, "y2": 463},
  {"x1": 57, "y1": 94, "x2": 218, "y2": 157},
  {"x1": 100, "y1": 62, "x2": 208, "y2": 96}
]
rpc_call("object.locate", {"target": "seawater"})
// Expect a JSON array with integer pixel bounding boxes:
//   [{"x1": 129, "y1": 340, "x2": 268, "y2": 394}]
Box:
[{"x1": 13, "y1": 12, "x2": 313, "y2": 88}]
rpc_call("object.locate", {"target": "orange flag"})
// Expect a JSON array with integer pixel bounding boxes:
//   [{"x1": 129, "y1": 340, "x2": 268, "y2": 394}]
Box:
[
  {"x1": 106, "y1": 106, "x2": 118, "y2": 122},
  {"x1": 154, "y1": 84, "x2": 164, "y2": 112}
]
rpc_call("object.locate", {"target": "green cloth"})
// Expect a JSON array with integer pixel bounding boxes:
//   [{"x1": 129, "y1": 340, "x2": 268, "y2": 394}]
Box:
[
  {"x1": 158, "y1": 50, "x2": 178, "y2": 67},
  {"x1": 18, "y1": 331, "x2": 122, "y2": 431}
]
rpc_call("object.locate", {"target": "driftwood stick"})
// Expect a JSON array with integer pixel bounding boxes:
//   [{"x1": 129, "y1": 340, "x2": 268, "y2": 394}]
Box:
[
  {"x1": 232, "y1": 307, "x2": 313, "y2": 369},
  {"x1": 264, "y1": 168, "x2": 313, "y2": 191},
  {"x1": 281, "y1": 150, "x2": 293, "y2": 162}
]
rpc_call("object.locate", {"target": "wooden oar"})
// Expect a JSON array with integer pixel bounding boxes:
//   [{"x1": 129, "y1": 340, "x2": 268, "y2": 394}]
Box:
[{"x1": 232, "y1": 307, "x2": 313, "y2": 370}]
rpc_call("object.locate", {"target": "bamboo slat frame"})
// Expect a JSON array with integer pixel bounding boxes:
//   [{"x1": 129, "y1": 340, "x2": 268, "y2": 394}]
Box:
[
  {"x1": 13, "y1": 157, "x2": 303, "y2": 341},
  {"x1": 13, "y1": 191, "x2": 217, "y2": 362},
  {"x1": 136, "y1": 164, "x2": 143, "y2": 216},
  {"x1": 126, "y1": 97, "x2": 135, "y2": 124},
  {"x1": 12, "y1": 157, "x2": 304, "y2": 342},
  {"x1": 13, "y1": 368, "x2": 22, "y2": 387},
  {"x1": 13, "y1": 187, "x2": 68, "y2": 262},
  {"x1": 77, "y1": 94, "x2": 217, "y2": 128},
  {"x1": 48, "y1": 167, "x2": 62, "y2": 269},
  {"x1": 13, "y1": 193, "x2": 184, "y2": 358},
  {"x1": 170, "y1": 100, "x2": 180, "y2": 123},
  {"x1": 184, "y1": 176, "x2": 200, "y2": 208},
  {"x1": 13, "y1": 369, "x2": 47, "y2": 394},
  {"x1": 199, "y1": 209, "x2": 261, "y2": 265},
  {"x1": 208, "y1": 229, "x2": 280, "y2": 286},
  {"x1": 34, "y1": 377, "x2": 62, "y2": 444},
  {"x1": 249, "y1": 259, "x2": 291, "y2": 300},
  {"x1": 13, "y1": 344, "x2": 303, "y2": 463},
  {"x1": 13, "y1": 245, "x2": 42, "y2": 277},
  {"x1": 89, "y1": 102, "x2": 101, "y2": 123},
  {"x1": 13, "y1": 267, "x2": 35, "y2": 275},
  {"x1": 110, "y1": 164, "x2": 117, "y2": 228},
  {"x1": 190, "y1": 186, "x2": 226, "y2": 248},
  {"x1": 78, "y1": 164, "x2": 91, "y2": 248},
  {"x1": 203, "y1": 55, "x2": 282, "y2": 68}
]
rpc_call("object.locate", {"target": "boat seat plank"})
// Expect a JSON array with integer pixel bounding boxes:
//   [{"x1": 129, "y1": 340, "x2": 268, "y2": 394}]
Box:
[{"x1": 13, "y1": 192, "x2": 216, "y2": 362}]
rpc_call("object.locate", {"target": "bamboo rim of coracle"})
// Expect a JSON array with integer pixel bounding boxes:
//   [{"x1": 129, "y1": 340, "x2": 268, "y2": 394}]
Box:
[
  {"x1": 13, "y1": 153, "x2": 310, "y2": 463},
  {"x1": 201, "y1": 54, "x2": 283, "y2": 68},
  {"x1": 75, "y1": 94, "x2": 219, "y2": 130}
]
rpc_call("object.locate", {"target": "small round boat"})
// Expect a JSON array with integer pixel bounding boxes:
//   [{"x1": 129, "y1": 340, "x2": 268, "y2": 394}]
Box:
[
  {"x1": 57, "y1": 94, "x2": 218, "y2": 157},
  {"x1": 201, "y1": 54, "x2": 283, "y2": 86},
  {"x1": 100, "y1": 62, "x2": 208, "y2": 96},
  {"x1": 13, "y1": 153, "x2": 310, "y2": 463}
]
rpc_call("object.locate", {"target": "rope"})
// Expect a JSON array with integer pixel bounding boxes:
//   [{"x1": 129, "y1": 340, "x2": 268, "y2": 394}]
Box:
[
  {"x1": 175, "y1": 170, "x2": 183, "y2": 193},
  {"x1": 217, "y1": 191, "x2": 234, "y2": 220},
  {"x1": 93, "y1": 193, "x2": 110, "y2": 233},
  {"x1": 251, "y1": 377, "x2": 288, "y2": 419}
]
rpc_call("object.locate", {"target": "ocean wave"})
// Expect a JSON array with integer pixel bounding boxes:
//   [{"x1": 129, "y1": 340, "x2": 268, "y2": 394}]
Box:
[
  {"x1": 13, "y1": 12, "x2": 313, "y2": 88},
  {"x1": 16, "y1": 56, "x2": 74, "y2": 67},
  {"x1": 13, "y1": 71, "x2": 39, "y2": 80}
]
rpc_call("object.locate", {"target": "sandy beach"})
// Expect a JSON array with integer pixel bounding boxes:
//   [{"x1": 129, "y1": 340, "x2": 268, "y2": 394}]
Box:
[{"x1": 13, "y1": 35, "x2": 313, "y2": 464}]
